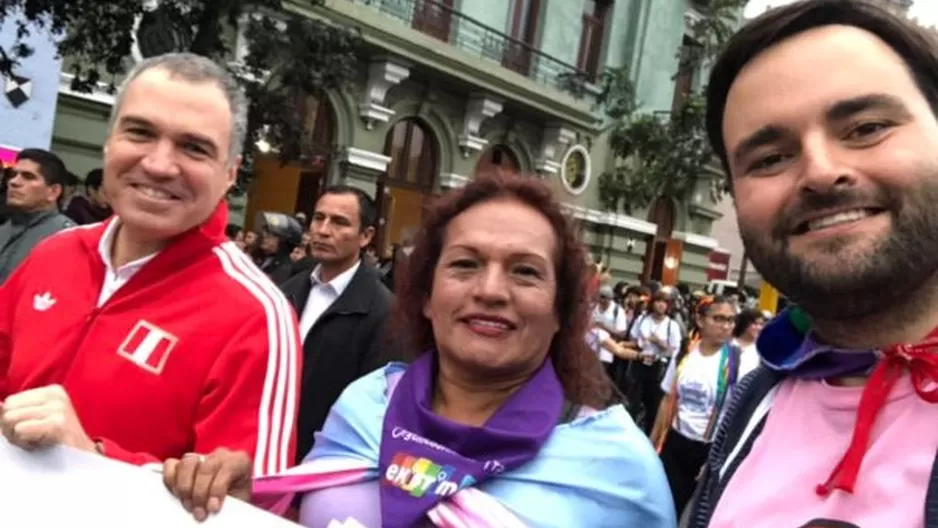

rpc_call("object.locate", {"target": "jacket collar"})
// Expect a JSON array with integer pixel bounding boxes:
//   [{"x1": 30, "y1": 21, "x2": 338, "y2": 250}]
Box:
[
  {"x1": 79, "y1": 201, "x2": 229, "y2": 287},
  {"x1": 289, "y1": 259, "x2": 381, "y2": 319},
  {"x1": 8, "y1": 208, "x2": 59, "y2": 227}
]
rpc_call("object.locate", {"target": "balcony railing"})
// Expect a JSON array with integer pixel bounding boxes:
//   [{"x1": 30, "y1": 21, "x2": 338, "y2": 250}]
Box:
[{"x1": 350, "y1": 0, "x2": 584, "y2": 94}]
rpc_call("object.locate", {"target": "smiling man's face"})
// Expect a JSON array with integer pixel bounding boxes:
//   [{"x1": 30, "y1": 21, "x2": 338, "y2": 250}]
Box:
[
  {"x1": 103, "y1": 67, "x2": 238, "y2": 243},
  {"x1": 722, "y1": 25, "x2": 938, "y2": 318}
]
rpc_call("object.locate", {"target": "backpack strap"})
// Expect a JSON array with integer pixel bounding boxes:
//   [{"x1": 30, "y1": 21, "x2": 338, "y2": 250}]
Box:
[
  {"x1": 655, "y1": 353, "x2": 686, "y2": 453},
  {"x1": 626, "y1": 312, "x2": 646, "y2": 340},
  {"x1": 702, "y1": 343, "x2": 742, "y2": 441}
]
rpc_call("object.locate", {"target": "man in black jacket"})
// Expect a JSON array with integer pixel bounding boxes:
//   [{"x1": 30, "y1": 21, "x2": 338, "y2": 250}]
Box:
[
  {"x1": 280, "y1": 185, "x2": 398, "y2": 462},
  {"x1": 64, "y1": 168, "x2": 112, "y2": 225}
]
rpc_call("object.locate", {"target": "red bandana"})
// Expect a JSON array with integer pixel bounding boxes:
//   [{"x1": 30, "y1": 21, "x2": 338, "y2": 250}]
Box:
[{"x1": 816, "y1": 329, "x2": 938, "y2": 496}]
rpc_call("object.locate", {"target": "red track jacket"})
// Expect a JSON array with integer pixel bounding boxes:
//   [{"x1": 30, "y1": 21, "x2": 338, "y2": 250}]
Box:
[{"x1": 0, "y1": 203, "x2": 301, "y2": 476}]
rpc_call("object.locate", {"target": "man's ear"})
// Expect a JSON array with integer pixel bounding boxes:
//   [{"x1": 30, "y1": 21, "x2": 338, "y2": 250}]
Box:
[
  {"x1": 226, "y1": 155, "x2": 241, "y2": 188},
  {"x1": 48, "y1": 183, "x2": 63, "y2": 204},
  {"x1": 360, "y1": 225, "x2": 376, "y2": 249}
]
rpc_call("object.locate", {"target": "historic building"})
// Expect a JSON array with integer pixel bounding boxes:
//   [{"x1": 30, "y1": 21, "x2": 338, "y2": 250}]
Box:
[{"x1": 47, "y1": 0, "x2": 732, "y2": 287}]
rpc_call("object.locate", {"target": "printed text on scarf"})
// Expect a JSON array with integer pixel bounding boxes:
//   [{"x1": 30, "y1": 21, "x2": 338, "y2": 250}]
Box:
[{"x1": 384, "y1": 452, "x2": 477, "y2": 498}]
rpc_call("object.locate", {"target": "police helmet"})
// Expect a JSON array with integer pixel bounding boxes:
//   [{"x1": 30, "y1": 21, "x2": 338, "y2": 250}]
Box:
[{"x1": 256, "y1": 211, "x2": 303, "y2": 248}]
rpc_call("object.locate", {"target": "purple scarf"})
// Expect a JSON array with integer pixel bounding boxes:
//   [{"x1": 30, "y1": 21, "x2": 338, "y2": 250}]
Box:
[
  {"x1": 378, "y1": 352, "x2": 564, "y2": 527},
  {"x1": 758, "y1": 307, "x2": 878, "y2": 379}
]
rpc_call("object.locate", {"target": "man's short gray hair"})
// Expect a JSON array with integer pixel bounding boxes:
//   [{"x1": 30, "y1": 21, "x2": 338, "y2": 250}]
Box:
[{"x1": 109, "y1": 52, "x2": 248, "y2": 165}]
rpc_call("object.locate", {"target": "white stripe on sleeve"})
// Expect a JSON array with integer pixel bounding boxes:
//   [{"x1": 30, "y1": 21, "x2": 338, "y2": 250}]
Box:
[{"x1": 213, "y1": 243, "x2": 299, "y2": 476}]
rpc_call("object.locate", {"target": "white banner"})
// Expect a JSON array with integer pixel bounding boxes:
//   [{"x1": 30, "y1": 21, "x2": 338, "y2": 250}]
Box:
[{"x1": 0, "y1": 438, "x2": 299, "y2": 527}]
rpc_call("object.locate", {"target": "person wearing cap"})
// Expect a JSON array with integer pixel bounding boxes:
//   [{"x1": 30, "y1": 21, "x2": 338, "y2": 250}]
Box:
[
  {"x1": 590, "y1": 284, "x2": 629, "y2": 379},
  {"x1": 256, "y1": 211, "x2": 304, "y2": 285}
]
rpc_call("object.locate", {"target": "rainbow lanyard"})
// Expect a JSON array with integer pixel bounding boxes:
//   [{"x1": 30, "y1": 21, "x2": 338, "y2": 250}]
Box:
[{"x1": 677, "y1": 342, "x2": 735, "y2": 440}]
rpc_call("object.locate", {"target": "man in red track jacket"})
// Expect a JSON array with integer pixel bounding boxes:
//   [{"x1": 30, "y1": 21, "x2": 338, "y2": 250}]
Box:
[{"x1": 0, "y1": 52, "x2": 301, "y2": 477}]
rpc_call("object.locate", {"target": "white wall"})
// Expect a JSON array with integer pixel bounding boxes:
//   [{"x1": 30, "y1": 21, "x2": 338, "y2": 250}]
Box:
[{"x1": 710, "y1": 195, "x2": 762, "y2": 286}]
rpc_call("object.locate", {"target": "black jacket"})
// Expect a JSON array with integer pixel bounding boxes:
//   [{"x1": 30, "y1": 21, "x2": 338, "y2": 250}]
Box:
[
  {"x1": 281, "y1": 261, "x2": 400, "y2": 462},
  {"x1": 64, "y1": 195, "x2": 112, "y2": 225},
  {"x1": 260, "y1": 253, "x2": 293, "y2": 285}
]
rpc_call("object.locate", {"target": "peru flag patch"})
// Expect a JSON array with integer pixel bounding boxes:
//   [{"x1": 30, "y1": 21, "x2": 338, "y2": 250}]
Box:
[{"x1": 117, "y1": 320, "x2": 179, "y2": 375}]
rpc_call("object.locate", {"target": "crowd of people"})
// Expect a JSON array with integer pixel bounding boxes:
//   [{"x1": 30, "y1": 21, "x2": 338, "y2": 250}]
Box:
[{"x1": 2, "y1": 0, "x2": 938, "y2": 526}]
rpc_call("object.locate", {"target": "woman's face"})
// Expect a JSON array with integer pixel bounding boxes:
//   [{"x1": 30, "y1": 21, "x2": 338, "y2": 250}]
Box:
[
  {"x1": 652, "y1": 299, "x2": 669, "y2": 315},
  {"x1": 260, "y1": 232, "x2": 280, "y2": 254},
  {"x1": 746, "y1": 317, "x2": 766, "y2": 341},
  {"x1": 423, "y1": 198, "x2": 560, "y2": 377},
  {"x1": 697, "y1": 302, "x2": 737, "y2": 344}
]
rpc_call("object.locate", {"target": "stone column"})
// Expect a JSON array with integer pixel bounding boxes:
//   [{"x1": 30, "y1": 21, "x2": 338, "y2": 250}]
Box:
[{"x1": 339, "y1": 147, "x2": 392, "y2": 198}]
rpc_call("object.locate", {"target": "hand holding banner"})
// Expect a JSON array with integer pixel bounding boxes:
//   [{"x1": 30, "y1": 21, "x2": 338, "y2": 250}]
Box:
[{"x1": 0, "y1": 437, "x2": 299, "y2": 527}]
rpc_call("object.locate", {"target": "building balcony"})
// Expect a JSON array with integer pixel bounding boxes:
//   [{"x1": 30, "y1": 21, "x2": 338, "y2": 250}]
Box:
[
  {"x1": 352, "y1": 0, "x2": 580, "y2": 93},
  {"x1": 308, "y1": 0, "x2": 597, "y2": 129}
]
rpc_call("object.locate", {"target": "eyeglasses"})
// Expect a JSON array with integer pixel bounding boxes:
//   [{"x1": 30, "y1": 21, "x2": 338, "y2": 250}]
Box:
[{"x1": 709, "y1": 315, "x2": 737, "y2": 325}]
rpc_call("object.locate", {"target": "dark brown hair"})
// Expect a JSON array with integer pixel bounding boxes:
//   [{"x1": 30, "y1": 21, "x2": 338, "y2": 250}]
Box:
[
  {"x1": 392, "y1": 171, "x2": 612, "y2": 408},
  {"x1": 706, "y1": 0, "x2": 938, "y2": 176}
]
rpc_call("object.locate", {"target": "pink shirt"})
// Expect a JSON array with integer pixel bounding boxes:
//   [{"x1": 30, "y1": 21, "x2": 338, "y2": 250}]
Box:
[{"x1": 709, "y1": 374, "x2": 938, "y2": 528}]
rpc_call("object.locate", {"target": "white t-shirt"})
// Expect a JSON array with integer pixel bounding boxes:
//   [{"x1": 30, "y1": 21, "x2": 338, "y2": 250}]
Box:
[
  {"x1": 660, "y1": 344, "x2": 724, "y2": 443},
  {"x1": 590, "y1": 302, "x2": 627, "y2": 364},
  {"x1": 588, "y1": 327, "x2": 613, "y2": 363},
  {"x1": 592, "y1": 302, "x2": 627, "y2": 335},
  {"x1": 735, "y1": 340, "x2": 761, "y2": 379},
  {"x1": 630, "y1": 314, "x2": 681, "y2": 359}
]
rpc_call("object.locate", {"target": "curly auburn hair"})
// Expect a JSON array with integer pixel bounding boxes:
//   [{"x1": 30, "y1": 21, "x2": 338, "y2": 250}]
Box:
[{"x1": 391, "y1": 171, "x2": 612, "y2": 408}]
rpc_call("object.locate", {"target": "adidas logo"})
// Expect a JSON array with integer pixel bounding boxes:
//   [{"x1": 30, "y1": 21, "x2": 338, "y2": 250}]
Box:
[{"x1": 33, "y1": 292, "x2": 56, "y2": 311}]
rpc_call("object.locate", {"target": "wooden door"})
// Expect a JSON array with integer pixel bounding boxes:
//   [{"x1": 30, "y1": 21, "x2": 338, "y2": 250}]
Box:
[
  {"x1": 660, "y1": 239, "x2": 684, "y2": 286},
  {"x1": 412, "y1": 0, "x2": 454, "y2": 42},
  {"x1": 294, "y1": 169, "x2": 324, "y2": 224}
]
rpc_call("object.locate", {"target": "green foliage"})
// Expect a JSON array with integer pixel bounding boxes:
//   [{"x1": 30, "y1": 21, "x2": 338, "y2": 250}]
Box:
[
  {"x1": 0, "y1": 0, "x2": 363, "y2": 193},
  {"x1": 680, "y1": 0, "x2": 748, "y2": 77},
  {"x1": 558, "y1": 66, "x2": 636, "y2": 120},
  {"x1": 599, "y1": 94, "x2": 717, "y2": 215},
  {"x1": 597, "y1": 0, "x2": 746, "y2": 214}
]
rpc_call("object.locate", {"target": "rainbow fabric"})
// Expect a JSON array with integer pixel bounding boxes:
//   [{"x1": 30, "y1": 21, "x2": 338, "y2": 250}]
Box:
[{"x1": 251, "y1": 363, "x2": 675, "y2": 528}]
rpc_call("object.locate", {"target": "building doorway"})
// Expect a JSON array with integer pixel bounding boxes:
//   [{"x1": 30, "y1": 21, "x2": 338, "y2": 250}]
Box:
[
  {"x1": 377, "y1": 118, "x2": 438, "y2": 255},
  {"x1": 642, "y1": 195, "x2": 683, "y2": 285},
  {"x1": 244, "y1": 95, "x2": 335, "y2": 229}
]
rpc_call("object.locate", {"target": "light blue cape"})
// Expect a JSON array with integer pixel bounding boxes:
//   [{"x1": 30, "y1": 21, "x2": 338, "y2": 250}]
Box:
[{"x1": 310, "y1": 363, "x2": 677, "y2": 527}]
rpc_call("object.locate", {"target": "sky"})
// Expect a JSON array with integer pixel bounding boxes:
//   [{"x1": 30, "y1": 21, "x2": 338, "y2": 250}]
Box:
[{"x1": 743, "y1": 0, "x2": 938, "y2": 27}]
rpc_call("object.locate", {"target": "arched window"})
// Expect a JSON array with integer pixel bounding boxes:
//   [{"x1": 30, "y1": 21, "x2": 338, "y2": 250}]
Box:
[
  {"x1": 384, "y1": 119, "x2": 437, "y2": 191},
  {"x1": 475, "y1": 144, "x2": 520, "y2": 175}
]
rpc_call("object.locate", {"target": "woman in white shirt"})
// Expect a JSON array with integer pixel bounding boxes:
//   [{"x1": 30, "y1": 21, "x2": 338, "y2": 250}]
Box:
[
  {"x1": 650, "y1": 296, "x2": 740, "y2": 519},
  {"x1": 732, "y1": 308, "x2": 767, "y2": 378},
  {"x1": 627, "y1": 290, "x2": 683, "y2": 433}
]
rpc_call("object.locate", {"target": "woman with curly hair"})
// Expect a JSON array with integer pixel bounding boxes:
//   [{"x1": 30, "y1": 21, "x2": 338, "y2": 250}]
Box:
[{"x1": 160, "y1": 171, "x2": 674, "y2": 527}]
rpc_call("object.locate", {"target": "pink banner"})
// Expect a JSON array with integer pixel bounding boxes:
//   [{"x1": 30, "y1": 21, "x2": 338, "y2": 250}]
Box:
[{"x1": 0, "y1": 145, "x2": 19, "y2": 168}]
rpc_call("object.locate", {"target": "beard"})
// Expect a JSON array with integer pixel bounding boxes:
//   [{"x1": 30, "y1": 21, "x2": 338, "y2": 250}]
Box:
[{"x1": 739, "y1": 174, "x2": 938, "y2": 320}]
